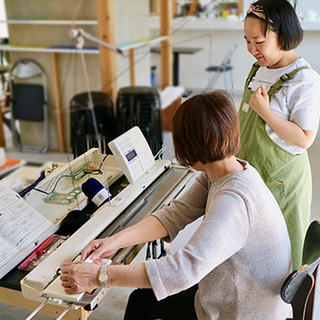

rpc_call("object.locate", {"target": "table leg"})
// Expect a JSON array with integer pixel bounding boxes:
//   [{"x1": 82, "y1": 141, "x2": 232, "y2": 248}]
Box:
[
  {"x1": 173, "y1": 52, "x2": 179, "y2": 86},
  {"x1": 0, "y1": 111, "x2": 5, "y2": 148}
]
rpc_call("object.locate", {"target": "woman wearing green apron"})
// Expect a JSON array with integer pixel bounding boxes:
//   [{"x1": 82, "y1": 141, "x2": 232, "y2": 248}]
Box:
[{"x1": 238, "y1": 0, "x2": 320, "y2": 270}]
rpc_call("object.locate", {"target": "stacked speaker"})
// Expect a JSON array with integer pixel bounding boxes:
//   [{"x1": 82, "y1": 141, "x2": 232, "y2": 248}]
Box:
[
  {"x1": 116, "y1": 86, "x2": 163, "y2": 156},
  {"x1": 70, "y1": 91, "x2": 115, "y2": 157},
  {"x1": 70, "y1": 87, "x2": 163, "y2": 158}
]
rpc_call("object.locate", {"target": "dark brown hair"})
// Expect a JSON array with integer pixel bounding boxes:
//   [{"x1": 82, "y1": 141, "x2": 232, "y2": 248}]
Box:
[{"x1": 172, "y1": 90, "x2": 240, "y2": 167}]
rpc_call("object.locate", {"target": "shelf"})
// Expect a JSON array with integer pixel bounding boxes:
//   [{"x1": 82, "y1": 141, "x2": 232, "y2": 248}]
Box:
[
  {"x1": 218, "y1": 0, "x2": 238, "y2": 3},
  {"x1": 0, "y1": 19, "x2": 97, "y2": 25},
  {"x1": 117, "y1": 35, "x2": 169, "y2": 51},
  {"x1": 0, "y1": 44, "x2": 99, "y2": 54},
  {"x1": 0, "y1": 35, "x2": 168, "y2": 54},
  {"x1": 149, "y1": 16, "x2": 320, "y2": 31},
  {"x1": 150, "y1": 16, "x2": 243, "y2": 30}
]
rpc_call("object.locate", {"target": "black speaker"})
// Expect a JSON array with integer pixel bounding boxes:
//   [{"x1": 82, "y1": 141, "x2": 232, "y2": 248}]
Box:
[
  {"x1": 70, "y1": 91, "x2": 115, "y2": 157},
  {"x1": 116, "y1": 86, "x2": 162, "y2": 156}
]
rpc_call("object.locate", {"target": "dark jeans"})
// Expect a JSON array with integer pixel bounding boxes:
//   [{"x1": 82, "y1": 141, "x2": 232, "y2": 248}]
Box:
[{"x1": 124, "y1": 284, "x2": 198, "y2": 320}]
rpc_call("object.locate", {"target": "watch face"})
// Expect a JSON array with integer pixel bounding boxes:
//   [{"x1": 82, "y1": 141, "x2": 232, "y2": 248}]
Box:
[{"x1": 99, "y1": 273, "x2": 107, "y2": 283}]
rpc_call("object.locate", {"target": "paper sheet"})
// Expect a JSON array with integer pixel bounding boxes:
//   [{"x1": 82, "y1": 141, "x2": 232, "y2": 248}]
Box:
[{"x1": 0, "y1": 183, "x2": 54, "y2": 268}]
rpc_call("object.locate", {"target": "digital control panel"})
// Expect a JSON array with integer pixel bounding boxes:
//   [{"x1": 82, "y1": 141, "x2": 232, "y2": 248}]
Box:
[{"x1": 108, "y1": 127, "x2": 155, "y2": 184}]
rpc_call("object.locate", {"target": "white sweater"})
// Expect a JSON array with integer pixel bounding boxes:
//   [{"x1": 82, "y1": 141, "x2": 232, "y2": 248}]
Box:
[{"x1": 145, "y1": 160, "x2": 292, "y2": 319}]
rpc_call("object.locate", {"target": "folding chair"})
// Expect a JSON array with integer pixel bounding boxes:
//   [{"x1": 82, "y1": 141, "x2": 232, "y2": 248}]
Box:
[
  {"x1": 9, "y1": 59, "x2": 50, "y2": 153},
  {"x1": 206, "y1": 43, "x2": 238, "y2": 95},
  {"x1": 281, "y1": 220, "x2": 320, "y2": 320}
]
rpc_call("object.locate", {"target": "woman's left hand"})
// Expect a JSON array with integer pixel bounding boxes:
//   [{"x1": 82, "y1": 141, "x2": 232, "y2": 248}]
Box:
[
  {"x1": 60, "y1": 261, "x2": 101, "y2": 294},
  {"x1": 249, "y1": 83, "x2": 270, "y2": 119}
]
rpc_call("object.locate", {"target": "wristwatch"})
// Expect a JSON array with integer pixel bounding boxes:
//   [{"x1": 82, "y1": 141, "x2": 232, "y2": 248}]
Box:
[{"x1": 98, "y1": 264, "x2": 108, "y2": 288}]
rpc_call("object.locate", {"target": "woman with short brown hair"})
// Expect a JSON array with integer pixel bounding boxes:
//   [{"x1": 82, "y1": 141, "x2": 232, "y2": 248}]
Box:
[{"x1": 61, "y1": 91, "x2": 292, "y2": 319}]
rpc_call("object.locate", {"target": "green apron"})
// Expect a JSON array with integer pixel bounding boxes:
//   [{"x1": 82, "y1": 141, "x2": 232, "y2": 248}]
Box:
[{"x1": 237, "y1": 62, "x2": 312, "y2": 270}]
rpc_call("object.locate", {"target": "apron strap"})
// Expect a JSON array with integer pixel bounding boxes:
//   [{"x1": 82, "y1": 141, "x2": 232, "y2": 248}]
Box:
[
  {"x1": 267, "y1": 66, "x2": 311, "y2": 100},
  {"x1": 245, "y1": 62, "x2": 260, "y2": 89}
]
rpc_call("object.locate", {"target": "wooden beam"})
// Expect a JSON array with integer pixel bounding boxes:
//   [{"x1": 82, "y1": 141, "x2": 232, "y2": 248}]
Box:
[
  {"x1": 51, "y1": 52, "x2": 66, "y2": 153},
  {"x1": 159, "y1": 0, "x2": 173, "y2": 90},
  {"x1": 172, "y1": 0, "x2": 177, "y2": 19},
  {"x1": 237, "y1": 0, "x2": 244, "y2": 16},
  {"x1": 156, "y1": 0, "x2": 161, "y2": 15},
  {"x1": 96, "y1": 0, "x2": 118, "y2": 103},
  {"x1": 187, "y1": 0, "x2": 199, "y2": 16},
  {"x1": 0, "y1": 107, "x2": 5, "y2": 147},
  {"x1": 149, "y1": 0, "x2": 159, "y2": 16},
  {"x1": 0, "y1": 77, "x2": 9, "y2": 148},
  {"x1": 129, "y1": 48, "x2": 136, "y2": 86}
]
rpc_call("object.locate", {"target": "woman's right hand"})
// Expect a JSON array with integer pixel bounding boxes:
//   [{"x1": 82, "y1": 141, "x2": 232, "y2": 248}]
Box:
[{"x1": 81, "y1": 237, "x2": 119, "y2": 261}]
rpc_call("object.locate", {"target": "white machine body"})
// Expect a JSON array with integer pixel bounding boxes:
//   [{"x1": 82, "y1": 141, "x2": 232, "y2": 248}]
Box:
[
  {"x1": 20, "y1": 158, "x2": 170, "y2": 306},
  {"x1": 108, "y1": 126, "x2": 155, "y2": 184}
]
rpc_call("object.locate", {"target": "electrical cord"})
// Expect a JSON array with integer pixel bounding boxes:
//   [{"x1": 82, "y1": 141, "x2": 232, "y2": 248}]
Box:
[{"x1": 32, "y1": 158, "x2": 107, "y2": 196}]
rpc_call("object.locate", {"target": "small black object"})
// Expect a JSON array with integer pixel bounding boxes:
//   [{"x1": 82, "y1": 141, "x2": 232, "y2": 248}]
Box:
[{"x1": 57, "y1": 201, "x2": 96, "y2": 236}]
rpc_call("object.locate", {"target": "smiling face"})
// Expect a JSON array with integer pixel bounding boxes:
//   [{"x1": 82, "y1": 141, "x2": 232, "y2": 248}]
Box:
[{"x1": 244, "y1": 17, "x2": 287, "y2": 69}]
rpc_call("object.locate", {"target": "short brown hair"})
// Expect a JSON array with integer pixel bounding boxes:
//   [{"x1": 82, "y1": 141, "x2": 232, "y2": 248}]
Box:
[{"x1": 172, "y1": 90, "x2": 240, "y2": 167}]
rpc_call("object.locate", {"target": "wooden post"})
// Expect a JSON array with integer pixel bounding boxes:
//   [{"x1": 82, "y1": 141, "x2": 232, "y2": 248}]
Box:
[
  {"x1": 172, "y1": 0, "x2": 177, "y2": 19},
  {"x1": 237, "y1": 0, "x2": 244, "y2": 16},
  {"x1": 156, "y1": 0, "x2": 161, "y2": 15},
  {"x1": 187, "y1": 0, "x2": 199, "y2": 16},
  {"x1": 129, "y1": 48, "x2": 136, "y2": 86},
  {"x1": 159, "y1": 0, "x2": 173, "y2": 90},
  {"x1": 96, "y1": 0, "x2": 118, "y2": 103},
  {"x1": 0, "y1": 105, "x2": 5, "y2": 147},
  {"x1": 149, "y1": 0, "x2": 160, "y2": 15},
  {"x1": 51, "y1": 52, "x2": 66, "y2": 153}
]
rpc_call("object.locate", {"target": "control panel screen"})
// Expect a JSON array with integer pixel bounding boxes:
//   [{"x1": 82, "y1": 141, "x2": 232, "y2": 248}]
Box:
[{"x1": 126, "y1": 149, "x2": 137, "y2": 162}]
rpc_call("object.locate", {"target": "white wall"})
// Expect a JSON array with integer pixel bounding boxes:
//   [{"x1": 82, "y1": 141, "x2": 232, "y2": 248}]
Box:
[
  {"x1": 295, "y1": 0, "x2": 320, "y2": 20},
  {"x1": 115, "y1": 0, "x2": 151, "y2": 88},
  {"x1": 150, "y1": 21, "x2": 254, "y2": 93}
]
